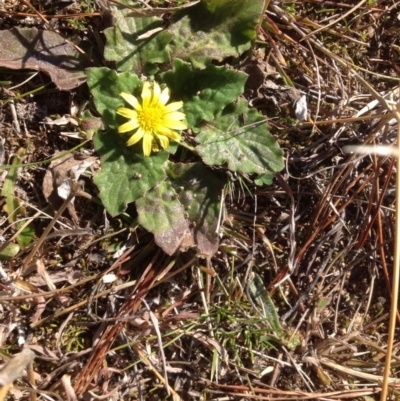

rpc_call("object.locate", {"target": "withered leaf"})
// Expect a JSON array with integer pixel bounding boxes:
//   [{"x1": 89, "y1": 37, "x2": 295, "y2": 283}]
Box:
[
  {"x1": 136, "y1": 162, "x2": 224, "y2": 258},
  {"x1": 0, "y1": 27, "x2": 87, "y2": 90}
]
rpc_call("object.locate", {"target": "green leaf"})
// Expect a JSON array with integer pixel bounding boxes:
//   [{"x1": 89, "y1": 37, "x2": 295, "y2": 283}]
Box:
[
  {"x1": 136, "y1": 180, "x2": 188, "y2": 255},
  {"x1": 93, "y1": 129, "x2": 168, "y2": 216},
  {"x1": 0, "y1": 242, "x2": 19, "y2": 260},
  {"x1": 104, "y1": 4, "x2": 172, "y2": 74},
  {"x1": 137, "y1": 162, "x2": 224, "y2": 257},
  {"x1": 169, "y1": 162, "x2": 224, "y2": 257},
  {"x1": 196, "y1": 99, "x2": 284, "y2": 176},
  {"x1": 86, "y1": 67, "x2": 142, "y2": 129},
  {"x1": 166, "y1": 0, "x2": 264, "y2": 68},
  {"x1": 161, "y1": 59, "x2": 247, "y2": 127},
  {"x1": 248, "y1": 273, "x2": 282, "y2": 336},
  {"x1": 254, "y1": 172, "x2": 274, "y2": 186},
  {"x1": 1, "y1": 151, "x2": 24, "y2": 223},
  {"x1": 16, "y1": 223, "x2": 35, "y2": 249}
]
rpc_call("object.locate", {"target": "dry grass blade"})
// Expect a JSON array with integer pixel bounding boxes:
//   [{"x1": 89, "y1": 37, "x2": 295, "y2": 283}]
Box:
[
  {"x1": 126, "y1": 0, "x2": 200, "y2": 16},
  {"x1": 380, "y1": 97, "x2": 400, "y2": 400},
  {"x1": 133, "y1": 344, "x2": 182, "y2": 400},
  {"x1": 198, "y1": 378, "x2": 381, "y2": 399},
  {"x1": 262, "y1": 3, "x2": 400, "y2": 399},
  {"x1": 301, "y1": 0, "x2": 368, "y2": 40},
  {"x1": 22, "y1": 182, "x2": 82, "y2": 271},
  {"x1": 320, "y1": 357, "x2": 399, "y2": 384},
  {"x1": 73, "y1": 249, "x2": 188, "y2": 395},
  {"x1": 340, "y1": 96, "x2": 400, "y2": 400},
  {"x1": 143, "y1": 300, "x2": 170, "y2": 396}
]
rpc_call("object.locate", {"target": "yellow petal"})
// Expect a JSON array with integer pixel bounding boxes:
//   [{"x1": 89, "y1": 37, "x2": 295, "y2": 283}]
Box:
[
  {"x1": 152, "y1": 82, "x2": 161, "y2": 102},
  {"x1": 142, "y1": 133, "x2": 153, "y2": 156},
  {"x1": 161, "y1": 119, "x2": 187, "y2": 130},
  {"x1": 164, "y1": 101, "x2": 184, "y2": 113},
  {"x1": 126, "y1": 128, "x2": 144, "y2": 146},
  {"x1": 157, "y1": 134, "x2": 169, "y2": 150},
  {"x1": 119, "y1": 120, "x2": 140, "y2": 133},
  {"x1": 156, "y1": 125, "x2": 181, "y2": 141},
  {"x1": 162, "y1": 111, "x2": 186, "y2": 121},
  {"x1": 116, "y1": 107, "x2": 137, "y2": 119},
  {"x1": 141, "y1": 82, "x2": 152, "y2": 108},
  {"x1": 160, "y1": 87, "x2": 170, "y2": 105},
  {"x1": 120, "y1": 92, "x2": 140, "y2": 110}
]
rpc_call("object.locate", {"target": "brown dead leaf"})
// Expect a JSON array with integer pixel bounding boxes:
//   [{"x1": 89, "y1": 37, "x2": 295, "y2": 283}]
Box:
[
  {"x1": 0, "y1": 27, "x2": 87, "y2": 90},
  {"x1": 13, "y1": 279, "x2": 39, "y2": 293},
  {"x1": 28, "y1": 270, "x2": 83, "y2": 287}
]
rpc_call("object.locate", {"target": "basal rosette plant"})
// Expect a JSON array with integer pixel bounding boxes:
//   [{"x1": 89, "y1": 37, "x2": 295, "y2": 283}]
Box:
[{"x1": 87, "y1": 0, "x2": 284, "y2": 257}]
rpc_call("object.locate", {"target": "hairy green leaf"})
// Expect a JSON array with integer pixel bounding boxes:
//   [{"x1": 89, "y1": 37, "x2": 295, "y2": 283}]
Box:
[
  {"x1": 93, "y1": 129, "x2": 168, "y2": 216},
  {"x1": 162, "y1": 59, "x2": 247, "y2": 127},
  {"x1": 167, "y1": 0, "x2": 264, "y2": 68},
  {"x1": 196, "y1": 100, "x2": 284, "y2": 176},
  {"x1": 169, "y1": 162, "x2": 224, "y2": 257},
  {"x1": 86, "y1": 67, "x2": 142, "y2": 129},
  {"x1": 104, "y1": 5, "x2": 172, "y2": 74},
  {"x1": 136, "y1": 180, "x2": 189, "y2": 255},
  {"x1": 137, "y1": 162, "x2": 224, "y2": 257}
]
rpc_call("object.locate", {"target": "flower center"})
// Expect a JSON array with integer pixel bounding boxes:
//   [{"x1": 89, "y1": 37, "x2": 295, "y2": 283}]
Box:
[{"x1": 137, "y1": 105, "x2": 162, "y2": 132}]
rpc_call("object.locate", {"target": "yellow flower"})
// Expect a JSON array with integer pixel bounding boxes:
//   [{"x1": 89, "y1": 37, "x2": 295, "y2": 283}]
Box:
[{"x1": 116, "y1": 81, "x2": 187, "y2": 157}]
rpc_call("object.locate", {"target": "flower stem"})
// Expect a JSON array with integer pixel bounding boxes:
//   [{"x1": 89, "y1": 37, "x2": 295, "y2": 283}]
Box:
[{"x1": 179, "y1": 141, "x2": 196, "y2": 153}]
